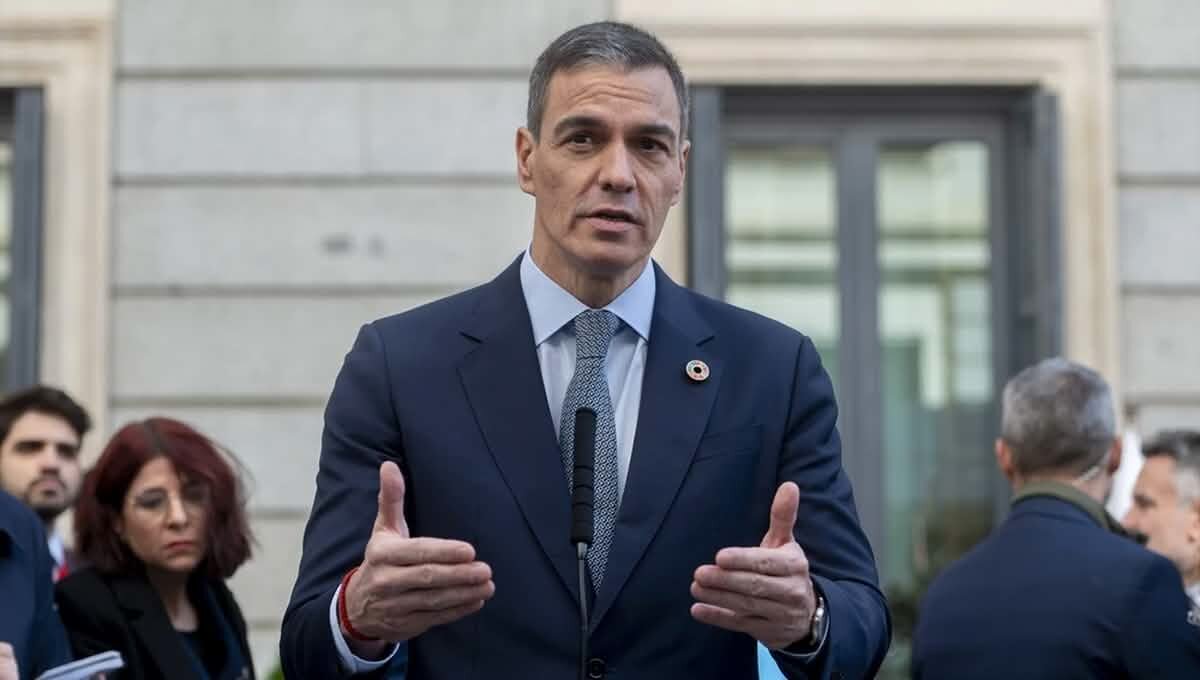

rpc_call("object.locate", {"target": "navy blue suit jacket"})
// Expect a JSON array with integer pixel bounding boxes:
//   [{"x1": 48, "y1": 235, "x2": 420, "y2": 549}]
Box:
[
  {"x1": 912, "y1": 495, "x2": 1200, "y2": 679},
  {"x1": 282, "y1": 258, "x2": 890, "y2": 679},
  {"x1": 0, "y1": 490, "x2": 72, "y2": 678}
]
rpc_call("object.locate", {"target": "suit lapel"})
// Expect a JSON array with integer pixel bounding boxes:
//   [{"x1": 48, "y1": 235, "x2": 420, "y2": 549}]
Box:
[
  {"x1": 112, "y1": 574, "x2": 202, "y2": 680},
  {"x1": 591, "y1": 266, "x2": 720, "y2": 628},
  {"x1": 458, "y1": 259, "x2": 578, "y2": 600}
]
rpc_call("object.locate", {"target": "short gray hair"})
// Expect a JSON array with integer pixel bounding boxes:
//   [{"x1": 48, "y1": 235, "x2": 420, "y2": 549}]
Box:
[
  {"x1": 526, "y1": 21, "x2": 689, "y2": 140},
  {"x1": 1142, "y1": 430, "x2": 1200, "y2": 505},
  {"x1": 1000, "y1": 358, "x2": 1116, "y2": 477}
]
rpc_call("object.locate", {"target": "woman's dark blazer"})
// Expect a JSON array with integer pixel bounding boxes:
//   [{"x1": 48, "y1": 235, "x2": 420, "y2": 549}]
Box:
[{"x1": 55, "y1": 567, "x2": 255, "y2": 680}]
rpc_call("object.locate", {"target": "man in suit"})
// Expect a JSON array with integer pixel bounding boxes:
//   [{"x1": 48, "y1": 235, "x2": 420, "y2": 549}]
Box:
[
  {"x1": 1122, "y1": 430, "x2": 1200, "y2": 611},
  {"x1": 0, "y1": 385, "x2": 92, "y2": 581},
  {"x1": 912, "y1": 358, "x2": 1200, "y2": 679},
  {"x1": 0, "y1": 489, "x2": 73, "y2": 679},
  {"x1": 282, "y1": 21, "x2": 889, "y2": 679}
]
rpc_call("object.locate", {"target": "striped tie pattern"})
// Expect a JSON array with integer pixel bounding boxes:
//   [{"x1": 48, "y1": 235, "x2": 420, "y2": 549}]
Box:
[{"x1": 559, "y1": 309, "x2": 621, "y2": 589}]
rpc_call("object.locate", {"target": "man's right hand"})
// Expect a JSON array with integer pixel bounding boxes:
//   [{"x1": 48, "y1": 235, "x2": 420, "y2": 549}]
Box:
[{"x1": 341, "y1": 461, "x2": 494, "y2": 655}]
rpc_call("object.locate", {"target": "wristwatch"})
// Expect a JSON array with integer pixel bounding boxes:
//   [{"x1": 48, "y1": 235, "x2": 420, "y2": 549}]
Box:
[{"x1": 805, "y1": 592, "x2": 828, "y2": 646}]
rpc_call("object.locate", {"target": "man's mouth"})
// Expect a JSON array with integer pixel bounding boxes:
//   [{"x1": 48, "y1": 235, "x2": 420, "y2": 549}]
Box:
[
  {"x1": 30, "y1": 476, "x2": 64, "y2": 492},
  {"x1": 586, "y1": 209, "x2": 640, "y2": 227}
]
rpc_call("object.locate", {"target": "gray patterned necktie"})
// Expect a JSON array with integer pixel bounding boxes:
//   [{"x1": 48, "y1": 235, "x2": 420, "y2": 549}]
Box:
[{"x1": 559, "y1": 309, "x2": 621, "y2": 589}]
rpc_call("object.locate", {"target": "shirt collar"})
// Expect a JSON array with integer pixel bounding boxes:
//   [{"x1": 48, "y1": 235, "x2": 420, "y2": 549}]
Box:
[
  {"x1": 1011, "y1": 480, "x2": 1128, "y2": 536},
  {"x1": 1187, "y1": 582, "x2": 1200, "y2": 607},
  {"x1": 519, "y1": 249, "x2": 655, "y2": 345},
  {"x1": 47, "y1": 531, "x2": 65, "y2": 566}
]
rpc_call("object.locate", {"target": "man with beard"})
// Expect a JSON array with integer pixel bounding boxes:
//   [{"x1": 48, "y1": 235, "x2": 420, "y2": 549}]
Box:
[{"x1": 0, "y1": 386, "x2": 91, "y2": 581}]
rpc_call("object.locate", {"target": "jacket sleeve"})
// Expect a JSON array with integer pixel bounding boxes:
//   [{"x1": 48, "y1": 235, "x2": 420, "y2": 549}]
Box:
[
  {"x1": 280, "y1": 322, "x2": 402, "y2": 679},
  {"x1": 1121, "y1": 555, "x2": 1200, "y2": 677},
  {"x1": 770, "y1": 336, "x2": 892, "y2": 680},
  {"x1": 54, "y1": 584, "x2": 122, "y2": 663},
  {"x1": 27, "y1": 520, "x2": 72, "y2": 675}
]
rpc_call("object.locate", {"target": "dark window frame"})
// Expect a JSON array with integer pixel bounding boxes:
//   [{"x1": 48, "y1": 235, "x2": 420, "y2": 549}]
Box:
[{"x1": 1, "y1": 87, "x2": 46, "y2": 391}]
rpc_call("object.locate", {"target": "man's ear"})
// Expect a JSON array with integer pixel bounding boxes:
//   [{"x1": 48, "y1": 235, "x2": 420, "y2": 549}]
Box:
[
  {"x1": 670, "y1": 139, "x2": 691, "y2": 207},
  {"x1": 995, "y1": 438, "x2": 1018, "y2": 484},
  {"x1": 1187, "y1": 497, "x2": 1200, "y2": 545},
  {"x1": 516, "y1": 128, "x2": 537, "y2": 197},
  {"x1": 1105, "y1": 437, "x2": 1123, "y2": 476}
]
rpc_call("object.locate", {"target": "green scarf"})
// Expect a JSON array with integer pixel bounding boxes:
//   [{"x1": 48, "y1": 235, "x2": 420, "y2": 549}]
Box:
[{"x1": 1011, "y1": 480, "x2": 1129, "y2": 538}]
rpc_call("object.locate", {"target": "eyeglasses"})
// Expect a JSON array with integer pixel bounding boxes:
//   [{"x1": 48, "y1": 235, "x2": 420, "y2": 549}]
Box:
[{"x1": 127, "y1": 482, "x2": 211, "y2": 519}]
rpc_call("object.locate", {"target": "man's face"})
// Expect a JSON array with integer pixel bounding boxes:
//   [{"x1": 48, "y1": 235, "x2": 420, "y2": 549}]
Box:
[
  {"x1": 517, "y1": 65, "x2": 689, "y2": 282},
  {"x1": 0, "y1": 411, "x2": 83, "y2": 523},
  {"x1": 1123, "y1": 457, "x2": 1200, "y2": 581}
]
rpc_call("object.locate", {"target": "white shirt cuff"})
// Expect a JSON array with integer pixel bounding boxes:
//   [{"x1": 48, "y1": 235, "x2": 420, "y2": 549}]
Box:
[{"x1": 328, "y1": 582, "x2": 400, "y2": 673}]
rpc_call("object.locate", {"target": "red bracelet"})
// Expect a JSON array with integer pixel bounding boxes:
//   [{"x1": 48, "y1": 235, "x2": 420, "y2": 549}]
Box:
[{"x1": 338, "y1": 566, "x2": 379, "y2": 642}]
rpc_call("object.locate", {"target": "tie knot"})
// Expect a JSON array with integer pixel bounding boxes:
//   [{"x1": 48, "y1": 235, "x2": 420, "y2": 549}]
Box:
[{"x1": 574, "y1": 310, "x2": 620, "y2": 359}]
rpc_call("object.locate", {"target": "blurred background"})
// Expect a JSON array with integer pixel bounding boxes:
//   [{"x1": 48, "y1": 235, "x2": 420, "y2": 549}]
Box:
[{"x1": 2, "y1": 1, "x2": 1197, "y2": 677}]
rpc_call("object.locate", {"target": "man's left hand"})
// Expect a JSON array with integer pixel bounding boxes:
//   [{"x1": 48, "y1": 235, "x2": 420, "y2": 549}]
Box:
[{"x1": 690, "y1": 481, "x2": 816, "y2": 650}]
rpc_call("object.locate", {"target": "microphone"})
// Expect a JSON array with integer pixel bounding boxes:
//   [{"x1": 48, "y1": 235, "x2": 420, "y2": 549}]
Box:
[
  {"x1": 570, "y1": 407, "x2": 597, "y2": 680},
  {"x1": 571, "y1": 408, "x2": 597, "y2": 547}
]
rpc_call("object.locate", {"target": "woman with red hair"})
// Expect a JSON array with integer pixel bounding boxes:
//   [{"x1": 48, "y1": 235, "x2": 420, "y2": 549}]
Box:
[{"x1": 55, "y1": 417, "x2": 255, "y2": 680}]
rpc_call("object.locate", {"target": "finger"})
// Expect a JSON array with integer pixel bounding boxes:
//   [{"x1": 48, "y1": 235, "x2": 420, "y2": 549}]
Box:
[
  {"x1": 690, "y1": 582, "x2": 795, "y2": 621},
  {"x1": 405, "y1": 598, "x2": 488, "y2": 632},
  {"x1": 0, "y1": 642, "x2": 11, "y2": 656},
  {"x1": 761, "y1": 482, "x2": 799, "y2": 548},
  {"x1": 690, "y1": 603, "x2": 773, "y2": 637},
  {"x1": 693, "y1": 565, "x2": 811, "y2": 607},
  {"x1": 375, "y1": 561, "x2": 493, "y2": 594},
  {"x1": 367, "y1": 536, "x2": 478, "y2": 566},
  {"x1": 375, "y1": 461, "x2": 409, "y2": 537},
  {"x1": 714, "y1": 546, "x2": 809, "y2": 577},
  {"x1": 391, "y1": 580, "x2": 496, "y2": 614}
]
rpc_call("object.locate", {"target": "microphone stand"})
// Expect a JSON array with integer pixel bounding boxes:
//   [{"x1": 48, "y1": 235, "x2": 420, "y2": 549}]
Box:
[
  {"x1": 571, "y1": 408, "x2": 597, "y2": 680},
  {"x1": 576, "y1": 542, "x2": 590, "y2": 680}
]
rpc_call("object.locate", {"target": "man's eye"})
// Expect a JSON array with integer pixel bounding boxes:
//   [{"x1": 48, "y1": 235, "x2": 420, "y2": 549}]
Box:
[
  {"x1": 568, "y1": 133, "x2": 593, "y2": 145},
  {"x1": 640, "y1": 138, "x2": 666, "y2": 152}
]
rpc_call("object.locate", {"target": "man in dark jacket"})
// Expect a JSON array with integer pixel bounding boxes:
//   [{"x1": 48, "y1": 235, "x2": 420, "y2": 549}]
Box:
[
  {"x1": 0, "y1": 489, "x2": 72, "y2": 679},
  {"x1": 912, "y1": 358, "x2": 1200, "y2": 679}
]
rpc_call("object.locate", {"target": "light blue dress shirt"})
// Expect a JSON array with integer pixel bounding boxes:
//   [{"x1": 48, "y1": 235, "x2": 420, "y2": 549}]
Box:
[{"x1": 520, "y1": 250, "x2": 654, "y2": 502}]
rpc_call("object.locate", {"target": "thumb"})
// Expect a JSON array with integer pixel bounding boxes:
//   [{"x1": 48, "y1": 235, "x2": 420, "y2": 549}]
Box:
[
  {"x1": 761, "y1": 482, "x2": 799, "y2": 549},
  {"x1": 375, "y1": 461, "x2": 409, "y2": 538}
]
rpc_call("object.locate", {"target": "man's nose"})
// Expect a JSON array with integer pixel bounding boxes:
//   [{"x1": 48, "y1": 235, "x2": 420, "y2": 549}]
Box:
[
  {"x1": 35, "y1": 446, "x2": 61, "y2": 471},
  {"x1": 599, "y1": 144, "x2": 635, "y2": 193}
]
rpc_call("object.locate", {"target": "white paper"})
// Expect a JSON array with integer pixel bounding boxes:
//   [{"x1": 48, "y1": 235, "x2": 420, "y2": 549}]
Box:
[{"x1": 35, "y1": 651, "x2": 124, "y2": 680}]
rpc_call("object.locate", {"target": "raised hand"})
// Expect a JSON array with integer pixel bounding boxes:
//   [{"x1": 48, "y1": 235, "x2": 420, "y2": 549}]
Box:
[
  {"x1": 0, "y1": 642, "x2": 17, "y2": 680},
  {"x1": 689, "y1": 482, "x2": 817, "y2": 650},
  {"x1": 341, "y1": 461, "x2": 495, "y2": 652}
]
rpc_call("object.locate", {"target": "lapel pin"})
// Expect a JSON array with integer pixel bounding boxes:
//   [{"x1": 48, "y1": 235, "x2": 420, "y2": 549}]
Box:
[{"x1": 685, "y1": 359, "x2": 710, "y2": 382}]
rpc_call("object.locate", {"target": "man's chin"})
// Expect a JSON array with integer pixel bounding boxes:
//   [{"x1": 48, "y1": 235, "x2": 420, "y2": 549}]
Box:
[
  {"x1": 27, "y1": 498, "x2": 70, "y2": 522},
  {"x1": 578, "y1": 243, "x2": 651, "y2": 277}
]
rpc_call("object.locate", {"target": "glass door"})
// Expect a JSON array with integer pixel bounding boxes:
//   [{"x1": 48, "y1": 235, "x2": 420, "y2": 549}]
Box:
[
  {"x1": 725, "y1": 142, "x2": 841, "y2": 388},
  {"x1": 692, "y1": 88, "x2": 1063, "y2": 678}
]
